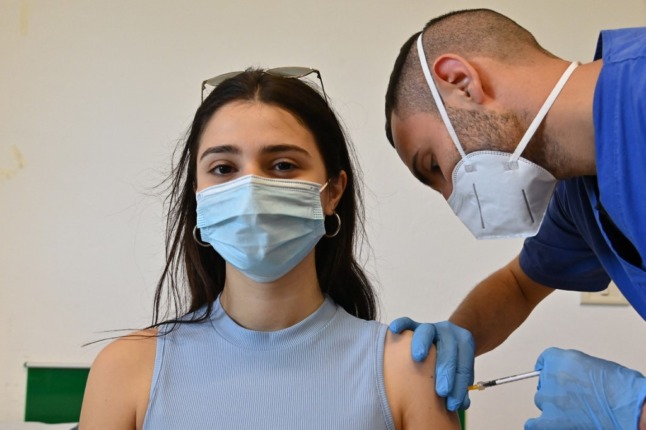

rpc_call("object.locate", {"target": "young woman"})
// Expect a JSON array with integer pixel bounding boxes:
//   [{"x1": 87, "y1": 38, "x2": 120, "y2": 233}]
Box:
[{"x1": 79, "y1": 69, "x2": 459, "y2": 430}]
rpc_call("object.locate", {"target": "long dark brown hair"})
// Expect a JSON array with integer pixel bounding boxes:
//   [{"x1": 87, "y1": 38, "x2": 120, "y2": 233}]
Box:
[{"x1": 153, "y1": 69, "x2": 377, "y2": 327}]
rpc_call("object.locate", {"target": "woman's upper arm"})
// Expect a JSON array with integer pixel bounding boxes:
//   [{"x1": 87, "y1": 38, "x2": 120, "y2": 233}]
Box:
[
  {"x1": 79, "y1": 329, "x2": 157, "y2": 430},
  {"x1": 384, "y1": 329, "x2": 461, "y2": 430}
]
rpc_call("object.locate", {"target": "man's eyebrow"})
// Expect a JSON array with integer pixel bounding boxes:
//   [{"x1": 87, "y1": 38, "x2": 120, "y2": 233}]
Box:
[
  {"x1": 199, "y1": 145, "x2": 240, "y2": 161},
  {"x1": 260, "y1": 144, "x2": 311, "y2": 157},
  {"x1": 411, "y1": 152, "x2": 430, "y2": 185}
]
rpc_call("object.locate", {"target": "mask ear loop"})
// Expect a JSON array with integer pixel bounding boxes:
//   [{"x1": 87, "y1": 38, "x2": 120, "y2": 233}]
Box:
[
  {"x1": 509, "y1": 61, "x2": 580, "y2": 166},
  {"x1": 193, "y1": 225, "x2": 211, "y2": 248},
  {"x1": 417, "y1": 34, "x2": 470, "y2": 169}
]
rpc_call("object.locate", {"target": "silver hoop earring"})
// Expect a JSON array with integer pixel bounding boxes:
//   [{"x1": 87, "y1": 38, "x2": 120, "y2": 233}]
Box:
[
  {"x1": 325, "y1": 212, "x2": 341, "y2": 238},
  {"x1": 193, "y1": 225, "x2": 211, "y2": 248}
]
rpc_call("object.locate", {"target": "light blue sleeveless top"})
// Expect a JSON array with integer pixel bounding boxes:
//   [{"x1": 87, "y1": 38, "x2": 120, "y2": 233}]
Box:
[{"x1": 142, "y1": 296, "x2": 395, "y2": 429}]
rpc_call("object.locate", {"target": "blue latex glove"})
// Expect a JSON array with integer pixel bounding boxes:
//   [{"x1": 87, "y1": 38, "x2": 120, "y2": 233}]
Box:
[
  {"x1": 389, "y1": 317, "x2": 475, "y2": 411},
  {"x1": 525, "y1": 347, "x2": 646, "y2": 430}
]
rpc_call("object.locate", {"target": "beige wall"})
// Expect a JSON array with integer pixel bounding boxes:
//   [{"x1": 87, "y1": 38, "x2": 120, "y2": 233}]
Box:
[{"x1": 1, "y1": 1, "x2": 645, "y2": 428}]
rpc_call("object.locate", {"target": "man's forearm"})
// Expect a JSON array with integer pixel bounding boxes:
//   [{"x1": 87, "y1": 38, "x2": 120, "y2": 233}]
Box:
[
  {"x1": 640, "y1": 401, "x2": 646, "y2": 430},
  {"x1": 449, "y1": 273, "x2": 529, "y2": 356},
  {"x1": 449, "y1": 256, "x2": 553, "y2": 356}
]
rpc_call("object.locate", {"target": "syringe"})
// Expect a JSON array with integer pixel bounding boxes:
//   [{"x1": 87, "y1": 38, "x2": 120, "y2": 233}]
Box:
[{"x1": 468, "y1": 370, "x2": 540, "y2": 391}]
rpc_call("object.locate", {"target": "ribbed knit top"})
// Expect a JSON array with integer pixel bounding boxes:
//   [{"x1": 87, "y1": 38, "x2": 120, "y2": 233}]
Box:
[{"x1": 142, "y1": 296, "x2": 395, "y2": 429}]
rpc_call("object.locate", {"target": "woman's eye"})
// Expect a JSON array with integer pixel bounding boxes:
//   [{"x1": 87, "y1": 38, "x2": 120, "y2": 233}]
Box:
[
  {"x1": 273, "y1": 161, "x2": 296, "y2": 171},
  {"x1": 212, "y1": 164, "x2": 235, "y2": 175}
]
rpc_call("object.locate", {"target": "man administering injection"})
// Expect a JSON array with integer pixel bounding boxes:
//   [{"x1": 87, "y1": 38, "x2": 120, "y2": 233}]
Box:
[{"x1": 384, "y1": 8, "x2": 646, "y2": 429}]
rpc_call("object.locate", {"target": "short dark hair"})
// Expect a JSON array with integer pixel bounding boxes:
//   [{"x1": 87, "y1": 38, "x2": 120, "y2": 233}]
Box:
[
  {"x1": 385, "y1": 9, "x2": 550, "y2": 146},
  {"x1": 384, "y1": 31, "x2": 421, "y2": 146},
  {"x1": 154, "y1": 69, "x2": 378, "y2": 327}
]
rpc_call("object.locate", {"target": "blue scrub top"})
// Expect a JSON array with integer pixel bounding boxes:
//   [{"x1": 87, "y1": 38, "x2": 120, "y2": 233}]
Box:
[{"x1": 520, "y1": 27, "x2": 646, "y2": 320}]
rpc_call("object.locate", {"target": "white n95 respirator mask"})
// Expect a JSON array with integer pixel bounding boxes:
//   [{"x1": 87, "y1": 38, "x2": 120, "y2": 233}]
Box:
[
  {"x1": 195, "y1": 175, "x2": 327, "y2": 282},
  {"x1": 416, "y1": 34, "x2": 578, "y2": 239}
]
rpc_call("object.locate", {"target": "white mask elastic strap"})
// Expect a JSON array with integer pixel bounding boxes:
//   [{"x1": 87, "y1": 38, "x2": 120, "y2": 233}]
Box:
[
  {"x1": 416, "y1": 33, "x2": 468, "y2": 161},
  {"x1": 511, "y1": 61, "x2": 579, "y2": 161}
]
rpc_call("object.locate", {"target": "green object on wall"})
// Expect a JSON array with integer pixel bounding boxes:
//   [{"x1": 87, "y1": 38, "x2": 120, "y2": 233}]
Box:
[{"x1": 24, "y1": 365, "x2": 89, "y2": 423}]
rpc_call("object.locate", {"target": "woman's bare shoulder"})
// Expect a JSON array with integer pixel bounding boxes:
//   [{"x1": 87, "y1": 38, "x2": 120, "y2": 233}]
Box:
[
  {"x1": 383, "y1": 329, "x2": 461, "y2": 430},
  {"x1": 89, "y1": 328, "x2": 158, "y2": 384},
  {"x1": 79, "y1": 328, "x2": 158, "y2": 430},
  {"x1": 96, "y1": 328, "x2": 158, "y2": 364}
]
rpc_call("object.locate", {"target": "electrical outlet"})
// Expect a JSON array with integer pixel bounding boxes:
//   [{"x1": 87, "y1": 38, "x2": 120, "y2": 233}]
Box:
[{"x1": 580, "y1": 282, "x2": 629, "y2": 306}]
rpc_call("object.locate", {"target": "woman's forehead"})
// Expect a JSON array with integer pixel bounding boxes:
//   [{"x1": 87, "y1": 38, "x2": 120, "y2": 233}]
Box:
[{"x1": 198, "y1": 101, "x2": 321, "y2": 158}]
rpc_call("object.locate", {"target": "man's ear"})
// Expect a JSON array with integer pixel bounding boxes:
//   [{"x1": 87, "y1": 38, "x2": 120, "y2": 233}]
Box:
[
  {"x1": 323, "y1": 170, "x2": 347, "y2": 216},
  {"x1": 432, "y1": 54, "x2": 484, "y2": 105}
]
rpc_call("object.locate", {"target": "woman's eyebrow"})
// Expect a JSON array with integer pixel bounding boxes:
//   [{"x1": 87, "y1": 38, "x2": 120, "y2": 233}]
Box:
[
  {"x1": 199, "y1": 145, "x2": 240, "y2": 161},
  {"x1": 261, "y1": 144, "x2": 311, "y2": 157}
]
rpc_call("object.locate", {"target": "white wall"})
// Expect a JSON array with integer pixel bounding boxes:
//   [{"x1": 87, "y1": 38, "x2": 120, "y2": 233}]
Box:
[{"x1": 1, "y1": 1, "x2": 645, "y2": 428}]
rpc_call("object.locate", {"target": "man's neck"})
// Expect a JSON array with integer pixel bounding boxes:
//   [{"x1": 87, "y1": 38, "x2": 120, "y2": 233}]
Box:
[
  {"x1": 487, "y1": 56, "x2": 601, "y2": 179},
  {"x1": 541, "y1": 60, "x2": 602, "y2": 179}
]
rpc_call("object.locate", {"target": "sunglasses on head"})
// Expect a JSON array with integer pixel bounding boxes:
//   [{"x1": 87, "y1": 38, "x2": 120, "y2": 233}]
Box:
[{"x1": 201, "y1": 67, "x2": 327, "y2": 103}]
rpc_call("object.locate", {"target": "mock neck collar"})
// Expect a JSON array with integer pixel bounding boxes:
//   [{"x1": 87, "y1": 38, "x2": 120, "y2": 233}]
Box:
[{"x1": 210, "y1": 295, "x2": 337, "y2": 350}]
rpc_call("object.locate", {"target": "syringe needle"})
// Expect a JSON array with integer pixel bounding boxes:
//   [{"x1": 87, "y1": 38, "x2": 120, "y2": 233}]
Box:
[{"x1": 468, "y1": 370, "x2": 540, "y2": 391}]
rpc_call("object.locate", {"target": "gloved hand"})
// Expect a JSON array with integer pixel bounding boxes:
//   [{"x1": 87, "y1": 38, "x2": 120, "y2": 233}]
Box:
[
  {"x1": 525, "y1": 347, "x2": 646, "y2": 430},
  {"x1": 389, "y1": 317, "x2": 475, "y2": 411}
]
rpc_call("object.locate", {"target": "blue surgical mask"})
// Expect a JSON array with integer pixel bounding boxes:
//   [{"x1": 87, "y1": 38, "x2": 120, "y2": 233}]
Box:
[{"x1": 196, "y1": 175, "x2": 328, "y2": 282}]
